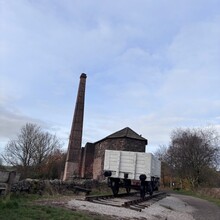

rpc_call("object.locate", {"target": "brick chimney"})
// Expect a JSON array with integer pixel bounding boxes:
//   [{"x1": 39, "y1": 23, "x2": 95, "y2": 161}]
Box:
[{"x1": 63, "y1": 73, "x2": 87, "y2": 181}]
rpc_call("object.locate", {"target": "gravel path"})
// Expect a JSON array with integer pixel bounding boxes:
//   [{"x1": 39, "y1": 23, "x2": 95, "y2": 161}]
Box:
[
  {"x1": 67, "y1": 195, "x2": 196, "y2": 220},
  {"x1": 171, "y1": 194, "x2": 220, "y2": 220}
]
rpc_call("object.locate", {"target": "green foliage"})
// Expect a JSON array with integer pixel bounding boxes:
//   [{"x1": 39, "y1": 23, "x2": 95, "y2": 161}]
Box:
[
  {"x1": 0, "y1": 198, "x2": 19, "y2": 209},
  {"x1": 0, "y1": 194, "x2": 106, "y2": 220}
]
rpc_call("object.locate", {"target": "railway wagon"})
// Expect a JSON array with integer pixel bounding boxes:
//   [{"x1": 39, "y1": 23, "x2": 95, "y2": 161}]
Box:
[{"x1": 103, "y1": 150, "x2": 161, "y2": 198}]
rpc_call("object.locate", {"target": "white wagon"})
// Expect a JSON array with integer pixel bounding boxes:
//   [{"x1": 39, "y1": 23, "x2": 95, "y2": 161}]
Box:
[{"x1": 104, "y1": 150, "x2": 161, "y2": 198}]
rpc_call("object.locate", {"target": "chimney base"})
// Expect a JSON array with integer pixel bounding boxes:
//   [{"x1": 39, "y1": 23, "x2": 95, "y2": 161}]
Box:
[{"x1": 63, "y1": 161, "x2": 79, "y2": 181}]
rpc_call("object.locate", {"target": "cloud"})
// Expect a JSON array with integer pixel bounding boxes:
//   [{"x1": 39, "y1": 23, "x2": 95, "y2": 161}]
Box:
[
  {"x1": 1, "y1": 0, "x2": 220, "y2": 154},
  {"x1": 0, "y1": 102, "x2": 70, "y2": 152},
  {"x1": 168, "y1": 18, "x2": 220, "y2": 69},
  {"x1": 0, "y1": 105, "x2": 44, "y2": 140},
  {"x1": 156, "y1": 16, "x2": 220, "y2": 112}
]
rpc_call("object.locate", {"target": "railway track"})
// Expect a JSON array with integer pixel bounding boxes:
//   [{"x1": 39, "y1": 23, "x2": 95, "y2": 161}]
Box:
[{"x1": 85, "y1": 191, "x2": 166, "y2": 211}]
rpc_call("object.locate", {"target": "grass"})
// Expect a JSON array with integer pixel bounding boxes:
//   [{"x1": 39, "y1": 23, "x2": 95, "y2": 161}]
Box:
[
  {"x1": 171, "y1": 189, "x2": 220, "y2": 207},
  {"x1": 0, "y1": 194, "x2": 107, "y2": 220}
]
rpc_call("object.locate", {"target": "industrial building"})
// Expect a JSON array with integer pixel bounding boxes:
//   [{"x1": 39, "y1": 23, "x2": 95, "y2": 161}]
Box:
[{"x1": 63, "y1": 74, "x2": 148, "y2": 181}]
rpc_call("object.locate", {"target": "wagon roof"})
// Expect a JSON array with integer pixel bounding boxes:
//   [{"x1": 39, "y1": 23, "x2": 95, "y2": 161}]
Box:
[{"x1": 94, "y1": 127, "x2": 148, "y2": 144}]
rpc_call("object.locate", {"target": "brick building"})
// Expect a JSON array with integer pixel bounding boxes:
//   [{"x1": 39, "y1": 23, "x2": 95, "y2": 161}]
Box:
[
  {"x1": 62, "y1": 74, "x2": 148, "y2": 181},
  {"x1": 80, "y1": 127, "x2": 148, "y2": 180}
]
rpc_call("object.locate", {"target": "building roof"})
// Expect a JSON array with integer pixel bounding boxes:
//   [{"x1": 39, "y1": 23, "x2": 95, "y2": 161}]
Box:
[{"x1": 95, "y1": 127, "x2": 148, "y2": 144}]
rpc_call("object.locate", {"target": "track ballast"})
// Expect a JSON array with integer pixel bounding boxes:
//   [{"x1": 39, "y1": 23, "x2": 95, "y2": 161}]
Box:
[{"x1": 85, "y1": 191, "x2": 166, "y2": 212}]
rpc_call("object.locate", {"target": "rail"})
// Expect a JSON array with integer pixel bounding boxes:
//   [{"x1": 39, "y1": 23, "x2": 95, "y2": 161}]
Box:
[
  {"x1": 85, "y1": 191, "x2": 139, "y2": 201},
  {"x1": 85, "y1": 191, "x2": 166, "y2": 211}
]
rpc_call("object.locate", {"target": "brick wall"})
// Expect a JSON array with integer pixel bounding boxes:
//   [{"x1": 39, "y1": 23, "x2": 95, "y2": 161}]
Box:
[
  {"x1": 92, "y1": 138, "x2": 146, "y2": 180},
  {"x1": 80, "y1": 143, "x2": 95, "y2": 178}
]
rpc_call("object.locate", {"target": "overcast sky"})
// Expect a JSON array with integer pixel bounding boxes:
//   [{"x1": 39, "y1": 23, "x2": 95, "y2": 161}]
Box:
[{"x1": 1, "y1": 0, "x2": 220, "y2": 154}]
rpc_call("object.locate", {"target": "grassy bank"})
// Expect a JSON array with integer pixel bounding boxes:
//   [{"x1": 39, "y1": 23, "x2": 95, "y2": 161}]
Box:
[{"x1": 0, "y1": 194, "x2": 105, "y2": 220}]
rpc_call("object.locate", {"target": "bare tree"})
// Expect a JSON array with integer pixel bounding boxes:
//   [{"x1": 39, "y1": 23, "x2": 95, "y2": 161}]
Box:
[
  {"x1": 0, "y1": 157, "x2": 3, "y2": 169},
  {"x1": 154, "y1": 145, "x2": 174, "y2": 188},
  {"x1": 2, "y1": 123, "x2": 62, "y2": 177},
  {"x1": 167, "y1": 127, "x2": 220, "y2": 189},
  {"x1": 42, "y1": 149, "x2": 66, "y2": 179},
  {"x1": 154, "y1": 145, "x2": 168, "y2": 161},
  {"x1": 32, "y1": 131, "x2": 61, "y2": 165}
]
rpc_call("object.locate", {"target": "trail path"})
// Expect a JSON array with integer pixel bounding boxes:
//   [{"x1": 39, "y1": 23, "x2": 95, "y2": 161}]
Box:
[{"x1": 172, "y1": 194, "x2": 220, "y2": 220}]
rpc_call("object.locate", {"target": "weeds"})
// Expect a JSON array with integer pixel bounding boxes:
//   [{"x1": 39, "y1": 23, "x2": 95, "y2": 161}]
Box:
[{"x1": 0, "y1": 193, "x2": 106, "y2": 220}]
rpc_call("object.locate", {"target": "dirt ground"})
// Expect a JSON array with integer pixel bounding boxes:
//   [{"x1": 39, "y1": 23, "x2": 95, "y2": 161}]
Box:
[{"x1": 37, "y1": 193, "x2": 220, "y2": 220}]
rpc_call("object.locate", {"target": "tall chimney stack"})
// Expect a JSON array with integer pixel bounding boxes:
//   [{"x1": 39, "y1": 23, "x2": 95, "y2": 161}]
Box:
[{"x1": 63, "y1": 73, "x2": 87, "y2": 181}]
